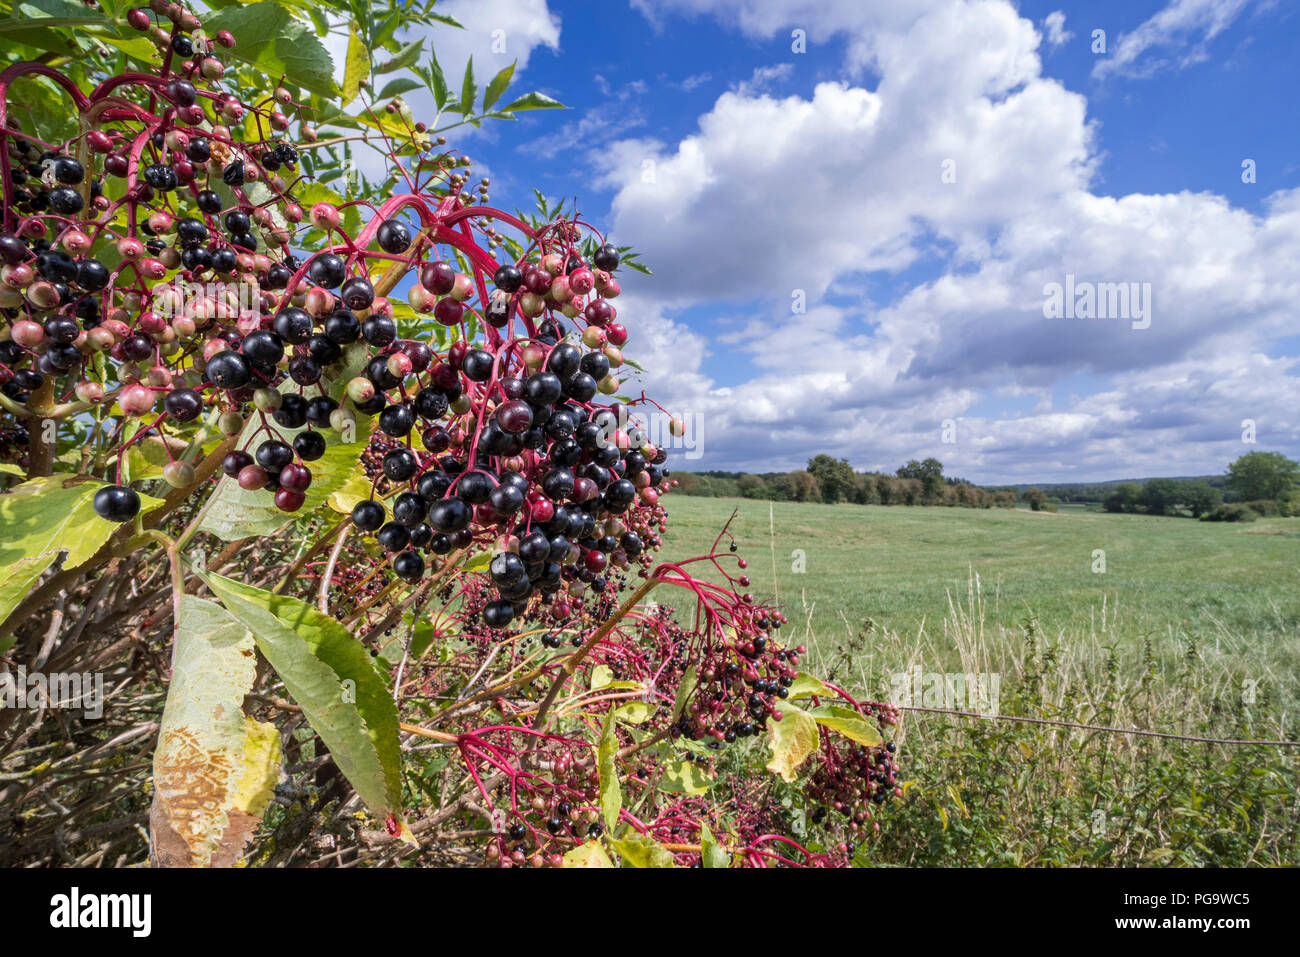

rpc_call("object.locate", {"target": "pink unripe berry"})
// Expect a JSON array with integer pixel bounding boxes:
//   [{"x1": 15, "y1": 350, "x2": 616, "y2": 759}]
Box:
[
  {"x1": 74, "y1": 380, "x2": 104, "y2": 404},
  {"x1": 310, "y1": 202, "x2": 339, "y2": 230},
  {"x1": 119, "y1": 383, "x2": 155, "y2": 415},
  {"x1": 568, "y1": 267, "x2": 594, "y2": 295},
  {"x1": 12, "y1": 319, "x2": 45, "y2": 347}
]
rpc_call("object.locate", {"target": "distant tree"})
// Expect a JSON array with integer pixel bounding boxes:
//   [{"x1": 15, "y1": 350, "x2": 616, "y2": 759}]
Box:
[
  {"x1": 991, "y1": 490, "x2": 1017, "y2": 508},
  {"x1": 1226, "y1": 451, "x2": 1300, "y2": 502},
  {"x1": 737, "y1": 473, "x2": 767, "y2": 498},
  {"x1": 897, "y1": 457, "x2": 945, "y2": 501},
  {"x1": 898, "y1": 477, "x2": 924, "y2": 506},
  {"x1": 1103, "y1": 483, "x2": 1140, "y2": 513},
  {"x1": 675, "y1": 472, "x2": 702, "y2": 495},
  {"x1": 774, "y1": 470, "x2": 821, "y2": 503},
  {"x1": 1180, "y1": 480, "x2": 1222, "y2": 518},
  {"x1": 874, "y1": 474, "x2": 897, "y2": 505},
  {"x1": 807, "y1": 455, "x2": 856, "y2": 503},
  {"x1": 851, "y1": 473, "x2": 879, "y2": 505},
  {"x1": 1022, "y1": 487, "x2": 1048, "y2": 511},
  {"x1": 1138, "y1": 478, "x2": 1181, "y2": 516}
]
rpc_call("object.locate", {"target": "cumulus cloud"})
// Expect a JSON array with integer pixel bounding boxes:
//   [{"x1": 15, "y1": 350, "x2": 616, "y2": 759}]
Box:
[{"x1": 608, "y1": 0, "x2": 1299, "y2": 480}]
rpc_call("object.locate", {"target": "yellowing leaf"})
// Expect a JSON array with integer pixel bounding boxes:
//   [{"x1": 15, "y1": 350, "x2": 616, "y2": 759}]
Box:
[
  {"x1": 0, "y1": 476, "x2": 163, "y2": 627},
  {"x1": 787, "y1": 672, "x2": 836, "y2": 700},
  {"x1": 612, "y1": 700, "x2": 653, "y2": 724},
  {"x1": 661, "y1": 759, "x2": 712, "y2": 796},
  {"x1": 765, "y1": 704, "x2": 819, "y2": 783},
  {"x1": 562, "y1": 841, "x2": 614, "y2": 868},
  {"x1": 342, "y1": 26, "x2": 369, "y2": 106},
  {"x1": 150, "y1": 596, "x2": 281, "y2": 867},
  {"x1": 806, "y1": 704, "x2": 883, "y2": 747},
  {"x1": 608, "y1": 834, "x2": 676, "y2": 868}
]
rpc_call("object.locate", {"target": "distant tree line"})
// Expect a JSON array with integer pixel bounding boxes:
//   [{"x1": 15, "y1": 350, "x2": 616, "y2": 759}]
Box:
[
  {"x1": 673, "y1": 451, "x2": 1300, "y2": 521},
  {"x1": 1098, "y1": 451, "x2": 1300, "y2": 522},
  {"x1": 675, "y1": 456, "x2": 1017, "y2": 508}
]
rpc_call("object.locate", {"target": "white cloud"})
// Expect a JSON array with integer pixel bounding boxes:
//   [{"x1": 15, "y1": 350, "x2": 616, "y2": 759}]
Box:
[
  {"x1": 1092, "y1": 0, "x2": 1252, "y2": 80},
  {"x1": 730, "y1": 63, "x2": 793, "y2": 97},
  {"x1": 604, "y1": 0, "x2": 1300, "y2": 480},
  {"x1": 1042, "y1": 10, "x2": 1072, "y2": 47}
]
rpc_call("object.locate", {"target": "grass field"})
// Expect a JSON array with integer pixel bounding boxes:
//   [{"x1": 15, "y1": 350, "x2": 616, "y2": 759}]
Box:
[{"x1": 657, "y1": 495, "x2": 1300, "y2": 710}]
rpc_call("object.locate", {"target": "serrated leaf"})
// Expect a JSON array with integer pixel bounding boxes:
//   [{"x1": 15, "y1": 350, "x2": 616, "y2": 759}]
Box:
[
  {"x1": 787, "y1": 672, "x2": 836, "y2": 700},
  {"x1": 457, "y1": 56, "x2": 477, "y2": 115},
  {"x1": 150, "y1": 596, "x2": 281, "y2": 867},
  {"x1": 0, "y1": 476, "x2": 163, "y2": 627},
  {"x1": 201, "y1": 572, "x2": 404, "y2": 820},
  {"x1": 205, "y1": 3, "x2": 336, "y2": 96},
  {"x1": 483, "y1": 60, "x2": 515, "y2": 111},
  {"x1": 765, "y1": 704, "x2": 819, "y2": 783},
  {"x1": 428, "y1": 50, "x2": 448, "y2": 110},
  {"x1": 806, "y1": 704, "x2": 883, "y2": 747},
  {"x1": 326, "y1": 469, "x2": 373, "y2": 516},
  {"x1": 608, "y1": 834, "x2": 676, "y2": 868}
]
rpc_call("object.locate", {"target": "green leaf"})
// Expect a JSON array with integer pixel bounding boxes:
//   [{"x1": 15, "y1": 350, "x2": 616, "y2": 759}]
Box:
[
  {"x1": 671, "y1": 663, "x2": 697, "y2": 721},
  {"x1": 499, "y1": 91, "x2": 564, "y2": 112},
  {"x1": 765, "y1": 704, "x2": 819, "y2": 783},
  {"x1": 150, "y1": 596, "x2": 281, "y2": 867},
  {"x1": 597, "y1": 710, "x2": 621, "y2": 832},
  {"x1": 787, "y1": 672, "x2": 836, "y2": 700},
  {"x1": 375, "y1": 38, "x2": 423, "y2": 75},
  {"x1": 700, "y1": 823, "x2": 730, "y2": 868},
  {"x1": 457, "y1": 55, "x2": 477, "y2": 115},
  {"x1": 377, "y1": 77, "x2": 422, "y2": 100},
  {"x1": 660, "y1": 758, "x2": 712, "y2": 796},
  {"x1": 341, "y1": 25, "x2": 369, "y2": 106},
  {"x1": 201, "y1": 573, "x2": 405, "y2": 821},
  {"x1": 427, "y1": 50, "x2": 448, "y2": 111},
  {"x1": 482, "y1": 60, "x2": 515, "y2": 111},
  {"x1": 612, "y1": 701, "x2": 653, "y2": 725},
  {"x1": 461, "y1": 549, "x2": 492, "y2": 573},
  {"x1": 608, "y1": 834, "x2": 676, "y2": 868},
  {"x1": 563, "y1": 841, "x2": 614, "y2": 868},
  {"x1": 806, "y1": 704, "x2": 883, "y2": 747},
  {"x1": 205, "y1": 3, "x2": 337, "y2": 96},
  {"x1": 0, "y1": 476, "x2": 163, "y2": 628}
]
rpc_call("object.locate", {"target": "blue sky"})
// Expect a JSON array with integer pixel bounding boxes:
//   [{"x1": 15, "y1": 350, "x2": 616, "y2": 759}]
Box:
[{"x1": 392, "y1": 0, "x2": 1300, "y2": 482}]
